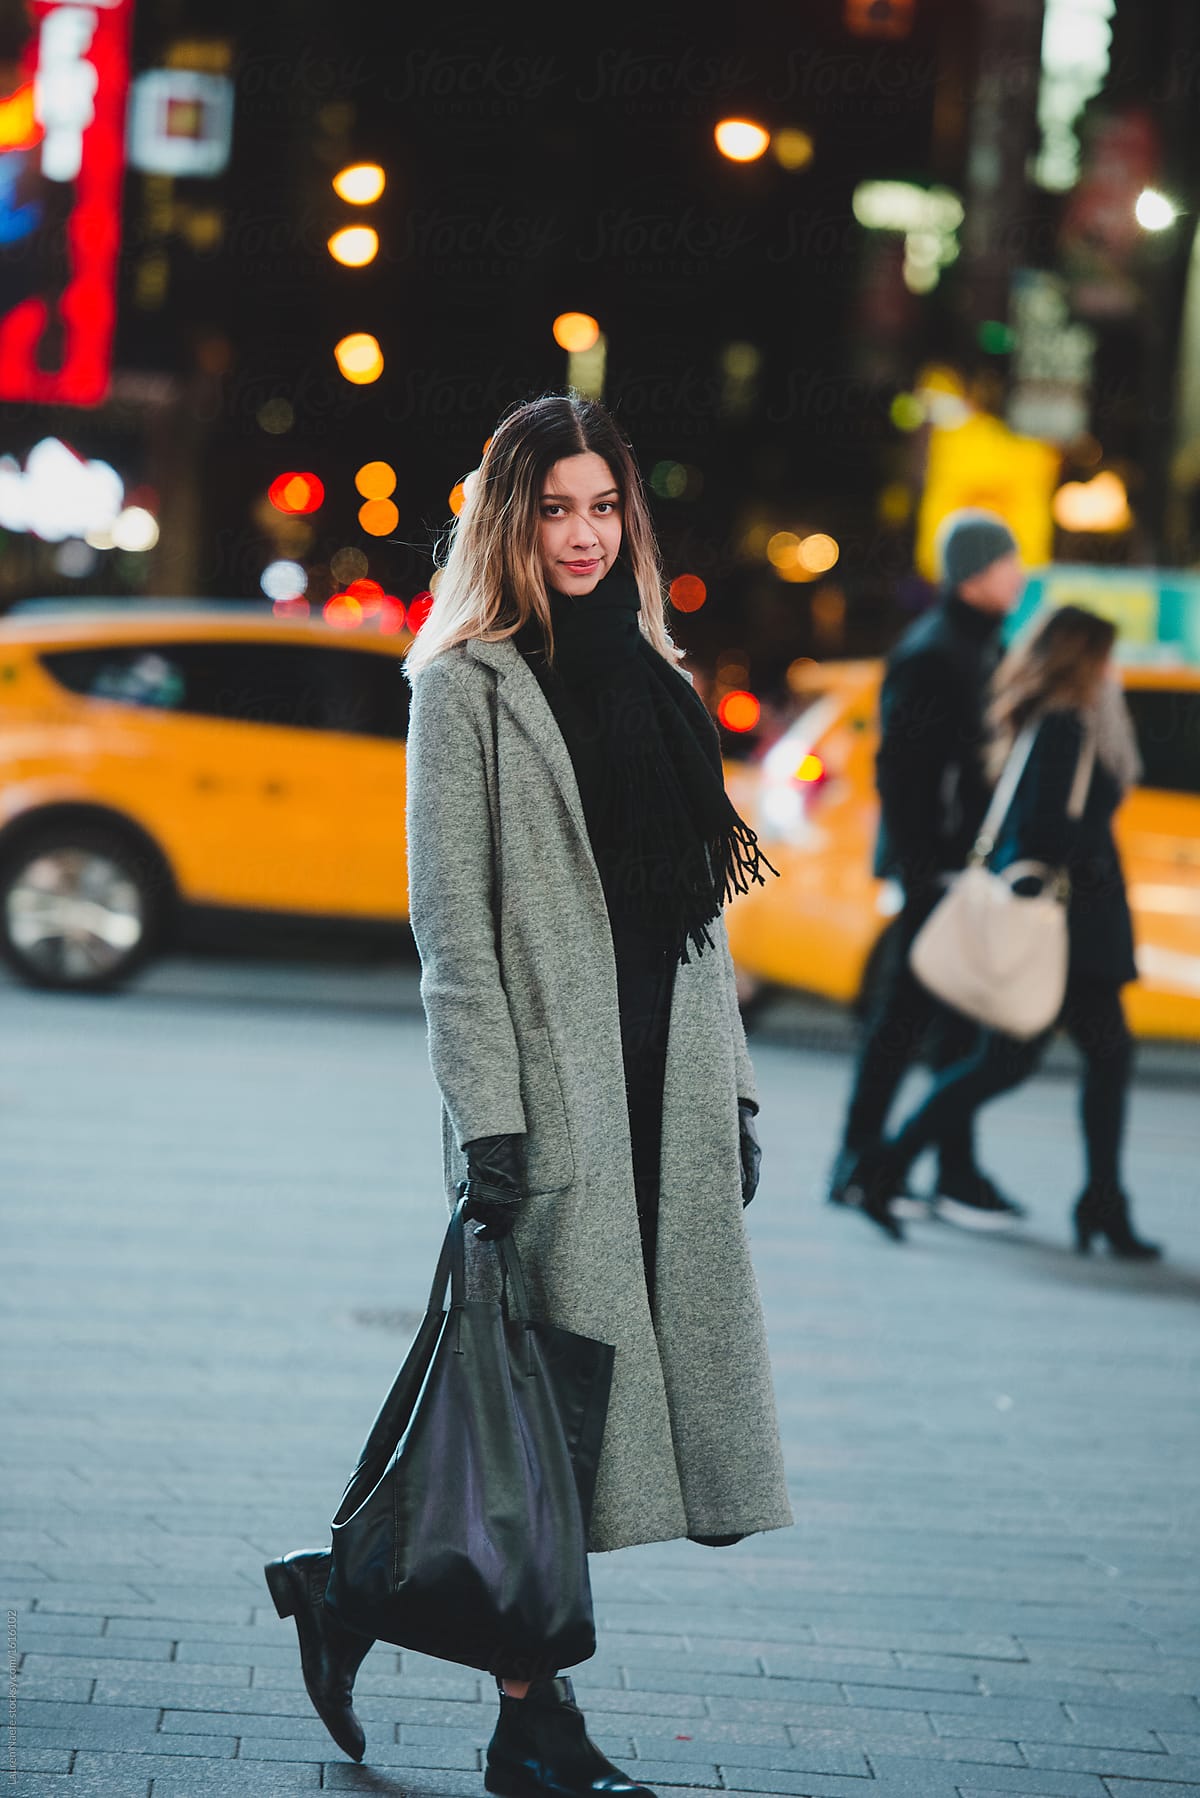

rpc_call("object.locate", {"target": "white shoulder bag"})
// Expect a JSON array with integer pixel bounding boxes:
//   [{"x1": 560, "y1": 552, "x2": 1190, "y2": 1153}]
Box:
[{"x1": 908, "y1": 716, "x2": 1096, "y2": 1039}]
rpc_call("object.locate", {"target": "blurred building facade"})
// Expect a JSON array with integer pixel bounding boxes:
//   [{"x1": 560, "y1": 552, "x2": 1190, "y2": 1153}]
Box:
[{"x1": 1, "y1": 0, "x2": 1199, "y2": 714}]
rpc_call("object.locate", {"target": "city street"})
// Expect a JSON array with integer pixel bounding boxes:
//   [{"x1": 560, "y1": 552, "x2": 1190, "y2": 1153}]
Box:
[{"x1": 3, "y1": 956, "x2": 1200, "y2": 1798}]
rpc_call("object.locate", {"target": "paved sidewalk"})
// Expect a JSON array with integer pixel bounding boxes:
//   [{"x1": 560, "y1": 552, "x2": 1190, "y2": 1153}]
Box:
[{"x1": 3, "y1": 975, "x2": 1199, "y2": 1797}]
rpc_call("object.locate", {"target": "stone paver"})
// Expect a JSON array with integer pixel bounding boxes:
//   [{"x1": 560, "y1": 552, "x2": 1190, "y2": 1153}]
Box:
[{"x1": 2, "y1": 959, "x2": 1199, "y2": 1797}]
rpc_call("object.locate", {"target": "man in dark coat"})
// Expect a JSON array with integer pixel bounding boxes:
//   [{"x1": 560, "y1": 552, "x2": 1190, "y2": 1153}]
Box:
[{"x1": 828, "y1": 509, "x2": 1029, "y2": 1238}]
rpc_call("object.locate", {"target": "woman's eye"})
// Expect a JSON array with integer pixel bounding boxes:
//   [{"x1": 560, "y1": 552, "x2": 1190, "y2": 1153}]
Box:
[{"x1": 540, "y1": 501, "x2": 620, "y2": 517}]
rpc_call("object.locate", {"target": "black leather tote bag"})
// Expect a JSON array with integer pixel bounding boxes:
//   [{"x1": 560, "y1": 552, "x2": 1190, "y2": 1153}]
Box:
[{"x1": 323, "y1": 1201, "x2": 614, "y2": 1679}]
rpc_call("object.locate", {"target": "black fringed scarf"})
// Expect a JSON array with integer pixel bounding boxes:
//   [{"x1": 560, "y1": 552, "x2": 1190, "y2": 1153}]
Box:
[{"x1": 525, "y1": 554, "x2": 779, "y2": 966}]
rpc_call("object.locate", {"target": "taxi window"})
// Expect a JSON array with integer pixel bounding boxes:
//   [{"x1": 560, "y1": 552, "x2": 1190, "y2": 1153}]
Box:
[
  {"x1": 1123, "y1": 688, "x2": 1200, "y2": 795},
  {"x1": 40, "y1": 642, "x2": 409, "y2": 741}
]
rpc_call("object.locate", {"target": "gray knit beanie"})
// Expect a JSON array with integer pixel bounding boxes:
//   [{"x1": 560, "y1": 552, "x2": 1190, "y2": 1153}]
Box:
[{"x1": 935, "y1": 509, "x2": 1019, "y2": 591}]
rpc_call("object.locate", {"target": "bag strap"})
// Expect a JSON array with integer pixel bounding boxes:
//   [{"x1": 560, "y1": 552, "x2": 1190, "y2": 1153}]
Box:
[
  {"x1": 972, "y1": 722, "x2": 1039, "y2": 862},
  {"x1": 973, "y1": 713, "x2": 1097, "y2": 863},
  {"x1": 1066, "y1": 723, "x2": 1096, "y2": 820},
  {"x1": 426, "y1": 1197, "x2": 533, "y2": 1324},
  {"x1": 426, "y1": 1201, "x2": 466, "y2": 1312}
]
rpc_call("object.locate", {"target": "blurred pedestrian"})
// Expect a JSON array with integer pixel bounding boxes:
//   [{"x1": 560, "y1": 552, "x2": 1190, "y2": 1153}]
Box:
[
  {"x1": 828, "y1": 509, "x2": 1027, "y2": 1239},
  {"x1": 844, "y1": 605, "x2": 1160, "y2": 1261},
  {"x1": 263, "y1": 393, "x2": 793, "y2": 1786}
]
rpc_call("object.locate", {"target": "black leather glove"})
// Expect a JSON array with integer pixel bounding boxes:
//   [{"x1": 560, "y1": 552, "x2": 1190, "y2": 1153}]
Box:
[
  {"x1": 737, "y1": 1099, "x2": 761, "y2": 1209},
  {"x1": 457, "y1": 1132, "x2": 526, "y2": 1240}
]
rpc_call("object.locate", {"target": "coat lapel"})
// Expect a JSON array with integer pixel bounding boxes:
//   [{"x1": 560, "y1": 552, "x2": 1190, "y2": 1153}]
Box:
[{"x1": 463, "y1": 632, "x2": 594, "y2": 856}]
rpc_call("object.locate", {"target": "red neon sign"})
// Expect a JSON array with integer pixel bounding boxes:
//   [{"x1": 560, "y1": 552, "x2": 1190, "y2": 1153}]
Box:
[{"x1": 0, "y1": 0, "x2": 134, "y2": 407}]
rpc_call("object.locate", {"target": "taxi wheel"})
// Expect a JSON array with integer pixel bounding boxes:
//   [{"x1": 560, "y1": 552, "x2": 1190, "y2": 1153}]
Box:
[{"x1": 0, "y1": 820, "x2": 167, "y2": 992}]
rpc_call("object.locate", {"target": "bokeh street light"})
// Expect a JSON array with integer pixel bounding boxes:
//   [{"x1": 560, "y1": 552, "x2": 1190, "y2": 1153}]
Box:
[
  {"x1": 110, "y1": 506, "x2": 159, "y2": 552},
  {"x1": 669, "y1": 573, "x2": 707, "y2": 613},
  {"x1": 327, "y1": 225, "x2": 379, "y2": 267},
  {"x1": 355, "y1": 460, "x2": 396, "y2": 500},
  {"x1": 359, "y1": 499, "x2": 399, "y2": 535},
  {"x1": 333, "y1": 333, "x2": 384, "y2": 384},
  {"x1": 332, "y1": 162, "x2": 385, "y2": 204},
  {"x1": 714, "y1": 119, "x2": 770, "y2": 162},
  {"x1": 1135, "y1": 188, "x2": 1179, "y2": 231},
  {"x1": 772, "y1": 128, "x2": 814, "y2": 171},
  {"x1": 552, "y1": 312, "x2": 600, "y2": 352}
]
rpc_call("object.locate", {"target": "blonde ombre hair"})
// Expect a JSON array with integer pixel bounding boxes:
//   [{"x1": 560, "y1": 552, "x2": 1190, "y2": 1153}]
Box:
[{"x1": 402, "y1": 392, "x2": 684, "y2": 682}]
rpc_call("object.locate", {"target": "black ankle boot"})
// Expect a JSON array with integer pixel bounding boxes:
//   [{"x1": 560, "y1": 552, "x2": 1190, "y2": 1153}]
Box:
[
  {"x1": 1073, "y1": 1185, "x2": 1163, "y2": 1261},
  {"x1": 841, "y1": 1145, "x2": 906, "y2": 1243},
  {"x1": 263, "y1": 1548, "x2": 373, "y2": 1762},
  {"x1": 485, "y1": 1676, "x2": 656, "y2": 1798}
]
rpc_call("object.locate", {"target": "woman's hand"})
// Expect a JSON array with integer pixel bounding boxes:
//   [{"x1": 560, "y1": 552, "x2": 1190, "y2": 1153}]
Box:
[
  {"x1": 458, "y1": 1132, "x2": 527, "y2": 1239},
  {"x1": 737, "y1": 1099, "x2": 761, "y2": 1208}
]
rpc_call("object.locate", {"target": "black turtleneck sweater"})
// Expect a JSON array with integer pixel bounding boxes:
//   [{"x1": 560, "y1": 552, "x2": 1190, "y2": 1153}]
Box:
[{"x1": 872, "y1": 589, "x2": 1006, "y2": 890}]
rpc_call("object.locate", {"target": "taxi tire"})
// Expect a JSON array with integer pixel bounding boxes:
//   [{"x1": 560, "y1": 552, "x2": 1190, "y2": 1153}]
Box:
[{"x1": 0, "y1": 816, "x2": 171, "y2": 993}]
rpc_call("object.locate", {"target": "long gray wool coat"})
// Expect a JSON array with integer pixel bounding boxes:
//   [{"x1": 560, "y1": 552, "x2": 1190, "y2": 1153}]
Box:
[{"x1": 402, "y1": 631, "x2": 794, "y2": 1554}]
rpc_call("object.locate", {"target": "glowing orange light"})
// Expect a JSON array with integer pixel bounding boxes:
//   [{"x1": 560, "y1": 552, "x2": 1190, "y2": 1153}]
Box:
[
  {"x1": 355, "y1": 460, "x2": 396, "y2": 500},
  {"x1": 328, "y1": 225, "x2": 379, "y2": 267},
  {"x1": 714, "y1": 119, "x2": 770, "y2": 162},
  {"x1": 359, "y1": 498, "x2": 399, "y2": 536},
  {"x1": 345, "y1": 576, "x2": 384, "y2": 616},
  {"x1": 669, "y1": 573, "x2": 707, "y2": 613},
  {"x1": 552, "y1": 312, "x2": 601, "y2": 353},
  {"x1": 794, "y1": 753, "x2": 825, "y2": 783},
  {"x1": 798, "y1": 532, "x2": 839, "y2": 573},
  {"x1": 448, "y1": 481, "x2": 466, "y2": 515},
  {"x1": 719, "y1": 690, "x2": 761, "y2": 732},
  {"x1": 324, "y1": 592, "x2": 363, "y2": 629},
  {"x1": 407, "y1": 590, "x2": 434, "y2": 632},
  {"x1": 332, "y1": 162, "x2": 385, "y2": 205},
  {"x1": 268, "y1": 472, "x2": 325, "y2": 515},
  {"x1": 334, "y1": 333, "x2": 384, "y2": 384},
  {"x1": 379, "y1": 595, "x2": 407, "y2": 634}
]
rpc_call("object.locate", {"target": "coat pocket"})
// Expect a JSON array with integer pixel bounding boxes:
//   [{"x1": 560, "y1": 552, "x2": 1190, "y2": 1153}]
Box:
[{"x1": 518, "y1": 1022, "x2": 575, "y2": 1196}]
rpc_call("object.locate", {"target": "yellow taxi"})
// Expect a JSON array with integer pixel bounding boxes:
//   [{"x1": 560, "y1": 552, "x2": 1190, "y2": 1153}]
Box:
[
  {"x1": 724, "y1": 660, "x2": 1200, "y2": 1041},
  {"x1": 0, "y1": 606, "x2": 415, "y2": 989}
]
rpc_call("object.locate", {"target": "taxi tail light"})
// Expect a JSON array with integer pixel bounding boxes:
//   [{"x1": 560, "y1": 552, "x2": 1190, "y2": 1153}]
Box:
[{"x1": 792, "y1": 751, "x2": 831, "y2": 805}]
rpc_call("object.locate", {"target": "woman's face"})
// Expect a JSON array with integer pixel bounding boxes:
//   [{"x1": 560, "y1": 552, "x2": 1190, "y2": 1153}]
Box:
[{"x1": 537, "y1": 451, "x2": 623, "y2": 595}]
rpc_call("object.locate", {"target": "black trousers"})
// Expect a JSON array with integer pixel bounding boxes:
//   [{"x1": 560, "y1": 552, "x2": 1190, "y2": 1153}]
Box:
[
  {"x1": 887, "y1": 973, "x2": 1133, "y2": 1194},
  {"x1": 839, "y1": 885, "x2": 982, "y2": 1181},
  {"x1": 611, "y1": 913, "x2": 678, "y2": 1313}
]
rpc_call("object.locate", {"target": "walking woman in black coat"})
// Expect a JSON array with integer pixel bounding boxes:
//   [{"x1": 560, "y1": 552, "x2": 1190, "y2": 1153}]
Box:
[{"x1": 846, "y1": 605, "x2": 1161, "y2": 1259}]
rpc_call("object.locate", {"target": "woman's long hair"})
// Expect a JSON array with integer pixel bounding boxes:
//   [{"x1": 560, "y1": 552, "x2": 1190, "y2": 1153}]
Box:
[
  {"x1": 985, "y1": 603, "x2": 1116, "y2": 781},
  {"x1": 402, "y1": 392, "x2": 682, "y2": 680}
]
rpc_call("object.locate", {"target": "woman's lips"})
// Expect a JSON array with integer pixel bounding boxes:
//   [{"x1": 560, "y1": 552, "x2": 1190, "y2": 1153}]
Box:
[{"x1": 563, "y1": 559, "x2": 599, "y2": 571}]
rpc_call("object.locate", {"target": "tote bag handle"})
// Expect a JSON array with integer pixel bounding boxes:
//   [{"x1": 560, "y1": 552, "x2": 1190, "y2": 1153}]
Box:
[{"x1": 425, "y1": 1199, "x2": 533, "y2": 1323}]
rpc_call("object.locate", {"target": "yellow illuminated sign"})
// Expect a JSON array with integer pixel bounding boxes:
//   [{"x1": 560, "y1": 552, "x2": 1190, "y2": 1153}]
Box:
[{"x1": 915, "y1": 410, "x2": 1060, "y2": 580}]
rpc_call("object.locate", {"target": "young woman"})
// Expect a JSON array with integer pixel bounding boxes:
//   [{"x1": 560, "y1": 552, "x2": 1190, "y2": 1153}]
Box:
[
  {"x1": 264, "y1": 393, "x2": 793, "y2": 1791},
  {"x1": 845, "y1": 604, "x2": 1161, "y2": 1260}
]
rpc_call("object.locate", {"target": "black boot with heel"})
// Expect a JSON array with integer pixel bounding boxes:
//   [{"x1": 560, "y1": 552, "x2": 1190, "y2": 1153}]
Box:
[
  {"x1": 486, "y1": 1676, "x2": 657, "y2": 1798},
  {"x1": 263, "y1": 1548, "x2": 374, "y2": 1762},
  {"x1": 1073, "y1": 1185, "x2": 1163, "y2": 1261}
]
